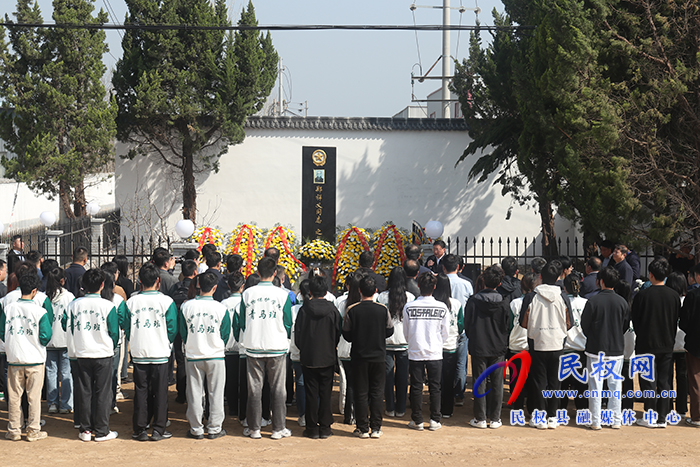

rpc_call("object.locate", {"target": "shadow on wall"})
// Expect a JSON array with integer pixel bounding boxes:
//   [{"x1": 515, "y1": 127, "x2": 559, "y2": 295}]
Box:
[{"x1": 336, "y1": 133, "x2": 496, "y2": 238}]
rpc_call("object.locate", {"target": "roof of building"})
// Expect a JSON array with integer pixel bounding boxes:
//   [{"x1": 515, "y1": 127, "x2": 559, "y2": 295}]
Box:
[{"x1": 244, "y1": 116, "x2": 468, "y2": 132}]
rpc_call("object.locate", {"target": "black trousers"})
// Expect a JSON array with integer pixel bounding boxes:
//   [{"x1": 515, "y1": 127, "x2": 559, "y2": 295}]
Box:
[
  {"x1": 673, "y1": 352, "x2": 688, "y2": 414},
  {"x1": 409, "y1": 359, "x2": 442, "y2": 424},
  {"x1": 174, "y1": 335, "x2": 187, "y2": 400},
  {"x1": 471, "y1": 355, "x2": 505, "y2": 422},
  {"x1": 77, "y1": 357, "x2": 112, "y2": 437},
  {"x1": 225, "y1": 354, "x2": 240, "y2": 416},
  {"x1": 529, "y1": 349, "x2": 563, "y2": 418},
  {"x1": 506, "y1": 350, "x2": 536, "y2": 415},
  {"x1": 302, "y1": 365, "x2": 335, "y2": 436},
  {"x1": 639, "y1": 351, "x2": 674, "y2": 421},
  {"x1": 133, "y1": 362, "x2": 169, "y2": 435},
  {"x1": 440, "y1": 352, "x2": 458, "y2": 417},
  {"x1": 559, "y1": 351, "x2": 588, "y2": 410},
  {"x1": 352, "y1": 359, "x2": 385, "y2": 433}
]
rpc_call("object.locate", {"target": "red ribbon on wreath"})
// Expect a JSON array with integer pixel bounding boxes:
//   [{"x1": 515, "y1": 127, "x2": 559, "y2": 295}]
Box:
[
  {"x1": 232, "y1": 224, "x2": 257, "y2": 277},
  {"x1": 196, "y1": 227, "x2": 216, "y2": 252},
  {"x1": 372, "y1": 224, "x2": 407, "y2": 270},
  {"x1": 265, "y1": 226, "x2": 307, "y2": 274},
  {"x1": 332, "y1": 227, "x2": 370, "y2": 286}
]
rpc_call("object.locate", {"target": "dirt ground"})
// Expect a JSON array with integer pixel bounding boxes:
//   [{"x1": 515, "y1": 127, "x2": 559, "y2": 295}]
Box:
[{"x1": 1, "y1": 376, "x2": 699, "y2": 467}]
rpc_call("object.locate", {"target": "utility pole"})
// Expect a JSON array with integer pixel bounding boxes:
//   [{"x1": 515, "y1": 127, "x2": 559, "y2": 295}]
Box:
[{"x1": 441, "y1": 0, "x2": 450, "y2": 118}]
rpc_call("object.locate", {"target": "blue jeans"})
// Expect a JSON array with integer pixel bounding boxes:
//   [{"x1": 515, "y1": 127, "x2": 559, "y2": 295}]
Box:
[
  {"x1": 454, "y1": 333, "x2": 468, "y2": 399},
  {"x1": 46, "y1": 349, "x2": 73, "y2": 410},
  {"x1": 385, "y1": 350, "x2": 408, "y2": 414},
  {"x1": 292, "y1": 361, "x2": 305, "y2": 416}
]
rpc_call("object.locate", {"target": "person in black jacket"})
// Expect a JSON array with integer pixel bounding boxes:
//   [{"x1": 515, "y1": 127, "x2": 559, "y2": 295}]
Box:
[
  {"x1": 295, "y1": 276, "x2": 341, "y2": 439},
  {"x1": 631, "y1": 257, "x2": 680, "y2": 428},
  {"x1": 464, "y1": 266, "x2": 510, "y2": 429},
  {"x1": 342, "y1": 276, "x2": 394, "y2": 439},
  {"x1": 497, "y1": 256, "x2": 522, "y2": 302},
  {"x1": 580, "y1": 266, "x2": 629, "y2": 430},
  {"x1": 680, "y1": 263, "x2": 700, "y2": 427},
  {"x1": 169, "y1": 259, "x2": 197, "y2": 403},
  {"x1": 355, "y1": 251, "x2": 387, "y2": 293}
]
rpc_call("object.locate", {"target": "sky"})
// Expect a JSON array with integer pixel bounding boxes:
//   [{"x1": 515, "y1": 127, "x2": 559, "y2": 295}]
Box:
[{"x1": 1, "y1": 0, "x2": 505, "y2": 117}]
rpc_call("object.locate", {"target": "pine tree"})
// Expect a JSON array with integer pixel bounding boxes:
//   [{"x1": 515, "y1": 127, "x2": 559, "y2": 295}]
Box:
[
  {"x1": 0, "y1": 0, "x2": 116, "y2": 218},
  {"x1": 113, "y1": 0, "x2": 278, "y2": 222}
]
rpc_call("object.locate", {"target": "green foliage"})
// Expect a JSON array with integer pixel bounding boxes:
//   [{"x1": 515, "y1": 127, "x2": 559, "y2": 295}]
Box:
[
  {"x1": 0, "y1": 0, "x2": 116, "y2": 218},
  {"x1": 113, "y1": 0, "x2": 278, "y2": 221}
]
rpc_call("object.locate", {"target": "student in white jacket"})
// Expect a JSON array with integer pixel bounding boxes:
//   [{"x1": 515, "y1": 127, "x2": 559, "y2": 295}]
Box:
[
  {"x1": 180, "y1": 271, "x2": 230, "y2": 440},
  {"x1": 125, "y1": 264, "x2": 178, "y2": 441},
  {"x1": 0, "y1": 274, "x2": 52, "y2": 441},
  {"x1": 403, "y1": 273, "x2": 450, "y2": 432},
  {"x1": 66, "y1": 268, "x2": 120, "y2": 442}
]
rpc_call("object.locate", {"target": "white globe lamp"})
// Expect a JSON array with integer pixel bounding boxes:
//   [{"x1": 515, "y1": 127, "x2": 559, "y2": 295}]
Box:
[
  {"x1": 40, "y1": 211, "x2": 57, "y2": 227},
  {"x1": 86, "y1": 202, "x2": 100, "y2": 216},
  {"x1": 424, "y1": 220, "x2": 444, "y2": 239},
  {"x1": 175, "y1": 219, "x2": 195, "y2": 239}
]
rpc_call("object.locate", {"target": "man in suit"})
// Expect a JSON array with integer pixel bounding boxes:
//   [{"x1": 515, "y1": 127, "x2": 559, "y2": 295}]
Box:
[
  {"x1": 356, "y1": 251, "x2": 387, "y2": 293},
  {"x1": 6, "y1": 235, "x2": 24, "y2": 275},
  {"x1": 425, "y1": 240, "x2": 447, "y2": 274},
  {"x1": 580, "y1": 257, "x2": 602, "y2": 298},
  {"x1": 612, "y1": 244, "x2": 634, "y2": 287}
]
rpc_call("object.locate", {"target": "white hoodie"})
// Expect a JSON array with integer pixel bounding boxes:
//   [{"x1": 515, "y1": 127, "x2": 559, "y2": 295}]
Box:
[
  {"x1": 526, "y1": 284, "x2": 569, "y2": 352},
  {"x1": 402, "y1": 296, "x2": 450, "y2": 361}
]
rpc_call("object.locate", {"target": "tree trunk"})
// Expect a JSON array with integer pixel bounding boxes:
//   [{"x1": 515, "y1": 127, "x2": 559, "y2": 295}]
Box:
[
  {"x1": 59, "y1": 180, "x2": 76, "y2": 219},
  {"x1": 539, "y1": 197, "x2": 558, "y2": 259},
  {"x1": 182, "y1": 137, "x2": 197, "y2": 222},
  {"x1": 73, "y1": 176, "x2": 87, "y2": 218}
]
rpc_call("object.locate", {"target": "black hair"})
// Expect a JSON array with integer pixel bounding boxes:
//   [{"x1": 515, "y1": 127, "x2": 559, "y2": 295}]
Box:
[
  {"x1": 227, "y1": 254, "x2": 243, "y2": 272},
  {"x1": 501, "y1": 256, "x2": 518, "y2": 276},
  {"x1": 14, "y1": 261, "x2": 37, "y2": 279},
  {"x1": 257, "y1": 257, "x2": 277, "y2": 278},
  {"x1": 441, "y1": 254, "x2": 459, "y2": 273},
  {"x1": 666, "y1": 271, "x2": 687, "y2": 296},
  {"x1": 521, "y1": 272, "x2": 539, "y2": 294},
  {"x1": 101, "y1": 261, "x2": 119, "y2": 277},
  {"x1": 205, "y1": 251, "x2": 222, "y2": 268},
  {"x1": 228, "y1": 271, "x2": 246, "y2": 292},
  {"x1": 73, "y1": 246, "x2": 88, "y2": 263},
  {"x1": 598, "y1": 266, "x2": 620, "y2": 289},
  {"x1": 45, "y1": 267, "x2": 65, "y2": 301},
  {"x1": 614, "y1": 244, "x2": 629, "y2": 256},
  {"x1": 614, "y1": 279, "x2": 632, "y2": 305},
  {"x1": 101, "y1": 270, "x2": 116, "y2": 302},
  {"x1": 358, "y1": 251, "x2": 374, "y2": 268},
  {"x1": 433, "y1": 273, "x2": 452, "y2": 309},
  {"x1": 417, "y1": 272, "x2": 437, "y2": 295},
  {"x1": 272, "y1": 276, "x2": 281, "y2": 287},
  {"x1": 153, "y1": 249, "x2": 171, "y2": 268},
  {"x1": 197, "y1": 271, "x2": 218, "y2": 294},
  {"x1": 298, "y1": 279, "x2": 311, "y2": 302},
  {"x1": 264, "y1": 247, "x2": 280, "y2": 263},
  {"x1": 309, "y1": 275, "x2": 328, "y2": 297},
  {"x1": 345, "y1": 271, "x2": 364, "y2": 307},
  {"x1": 530, "y1": 257, "x2": 547, "y2": 274},
  {"x1": 587, "y1": 257, "x2": 602, "y2": 271},
  {"x1": 82, "y1": 268, "x2": 105, "y2": 294},
  {"x1": 244, "y1": 273, "x2": 261, "y2": 290},
  {"x1": 387, "y1": 267, "x2": 408, "y2": 320},
  {"x1": 112, "y1": 255, "x2": 130, "y2": 278},
  {"x1": 201, "y1": 244, "x2": 217, "y2": 257},
  {"x1": 541, "y1": 262, "x2": 563, "y2": 285},
  {"x1": 563, "y1": 274, "x2": 581, "y2": 297},
  {"x1": 405, "y1": 244, "x2": 422, "y2": 261},
  {"x1": 41, "y1": 258, "x2": 59, "y2": 276},
  {"x1": 183, "y1": 249, "x2": 199, "y2": 261},
  {"x1": 0, "y1": 259, "x2": 5, "y2": 270},
  {"x1": 139, "y1": 263, "x2": 160, "y2": 289},
  {"x1": 181, "y1": 259, "x2": 197, "y2": 278},
  {"x1": 433, "y1": 239, "x2": 446, "y2": 249},
  {"x1": 558, "y1": 255, "x2": 572, "y2": 272},
  {"x1": 26, "y1": 250, "x2": 42, "y2": 266},
  {"x1": 11, "y1": 234, "x2": 22, "y2": 243},
  {"x1": 19, "y1": 273, "x2": 40, "y2": 295},
  {"x1": 693, "y1": 263, "x2": 700, "y2": 277},
  {"x1": 649, "y1": 257, "x2": 671, "y2": 282},
  {"x1": 359, "y1": 275, "x2": 377, "y2": 297},
  {"x1": 483, "y1": 266, "x2": 504, "y2": 289},
  {"x1": 403, "y1": 259, "x2": 420, "y2": 278}
]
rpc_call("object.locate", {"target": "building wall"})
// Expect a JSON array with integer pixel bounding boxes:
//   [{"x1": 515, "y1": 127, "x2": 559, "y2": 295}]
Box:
[{"x1": 115, "y1": 118, "x2": 577, "y2": 251}]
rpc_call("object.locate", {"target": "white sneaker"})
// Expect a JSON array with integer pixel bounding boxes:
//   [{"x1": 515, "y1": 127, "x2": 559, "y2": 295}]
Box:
[
  {"x1": 356, "y1": 431, "x2": 370, "y2": 439},
  {"x1": 241, "y1": 418, "x2": 248, "y2": 427},
  {"x1": 470, "y1": 418, "x2": 487, "y2": 429},
  {"x1": 244, "y1": 428, "x2": 261, "y2": 439},
  {"x1": 110, "y1": 406, "x2": 120, "y2": 415},
  {"x1": 370, "y1": 430, "x2": 383, "y2": 438},
  {"x1": 408, "y1": 420, "x2": 424, "y2": 431},
  {"x1": 48, "y1": 404, "x2": 58, "y2": 414},
  {"x1": 79, "y1": 431, "x2": 92, "y2": 442},
  {"x1": 490, "y1": 420, "x2": 502, "y2": 429},
  {"x1": 547, "y1": 417, "x2": 558, "y2": 429},
  {"x1": 116, "y1": 391, "x2": 125, "y2": 401},
  {"x1": 95, "y1": 431, "x2": 118, "y2": 442},
  {"x1": 657, "y1": 422, "x2": 667, "y2": 428},
  {"x1": 298, "y1": 415, "x2": 306, "y2": 427},
  {"x1": 260, "y1": 418, "x2": 271, "y2": 427},
  {"x1": 636, "y1": 418, "x2": 657, "y2": 428},
  {"x1": 270, "y1": 428, "x2": 292, "y2": 440},
  {"x1": 429, "y1": 420, "x2": 442, "y2": 431},
  {"x1": 385, "y1": 410, "x2": 395, "y2": 417},
  {"x1": 529, "y1": 418, "x2": 547, "y2": 430}
]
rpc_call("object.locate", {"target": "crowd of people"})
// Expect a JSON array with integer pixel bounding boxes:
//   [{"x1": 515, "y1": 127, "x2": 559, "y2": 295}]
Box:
[{"x1": 0, "y1": 233, "x2": 699, "y2": 443}]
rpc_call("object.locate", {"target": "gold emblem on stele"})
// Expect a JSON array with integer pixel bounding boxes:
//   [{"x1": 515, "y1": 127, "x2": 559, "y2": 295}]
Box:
[{"x1": 312, "y1": 149, "x2": 327, "y2": 167}]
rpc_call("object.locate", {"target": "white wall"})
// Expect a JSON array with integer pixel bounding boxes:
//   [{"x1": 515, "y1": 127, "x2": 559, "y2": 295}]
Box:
[{"x1": 115, "y1": 121, "x2": 578, "y2": 251}]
